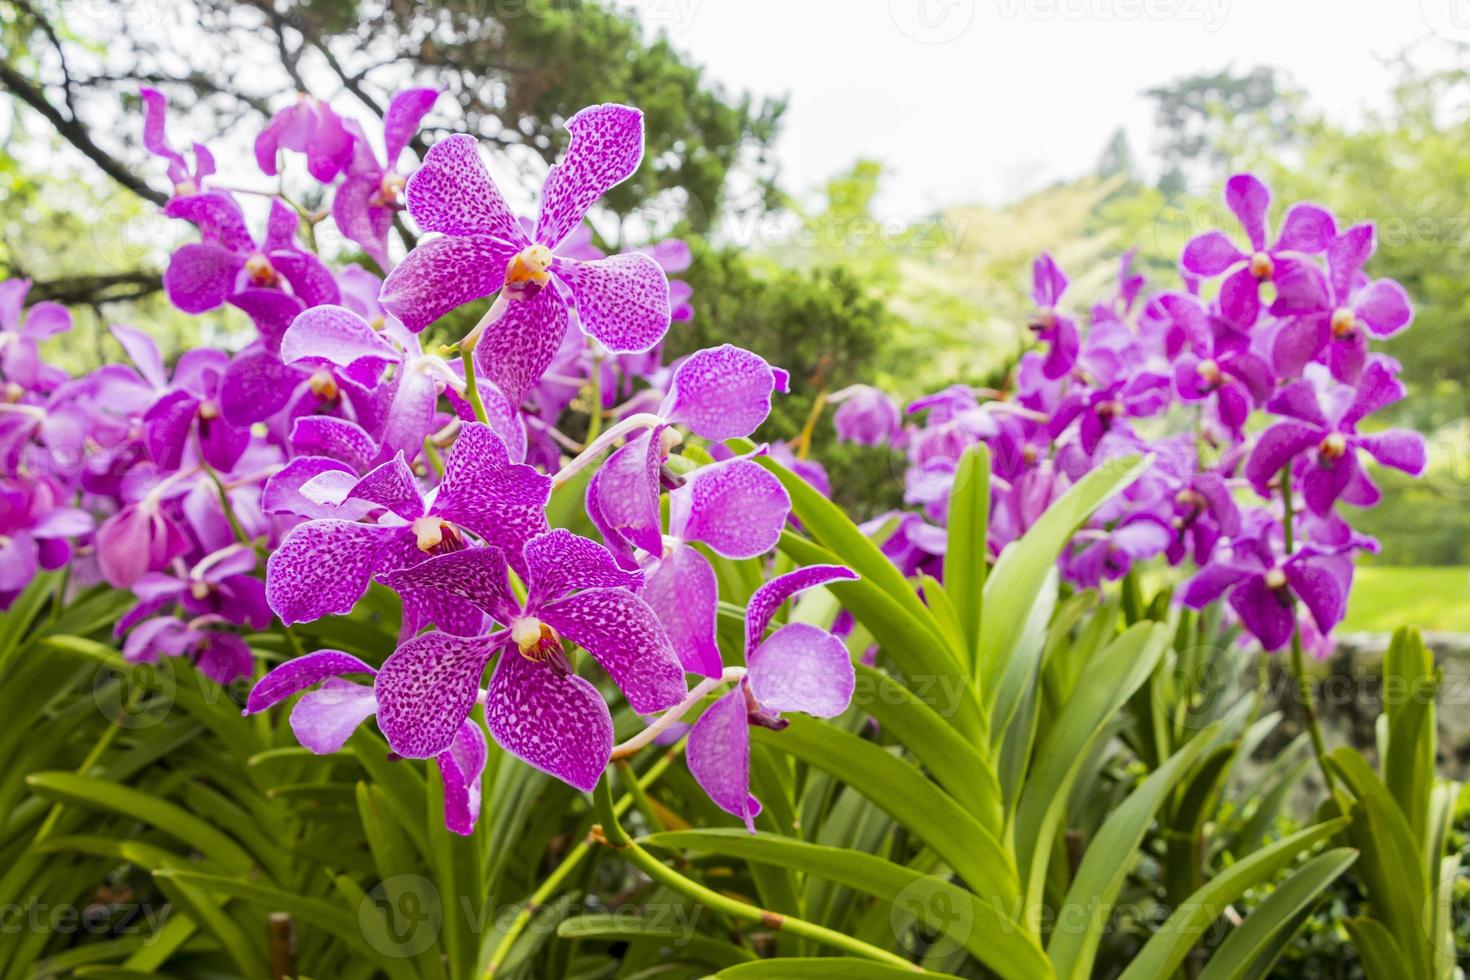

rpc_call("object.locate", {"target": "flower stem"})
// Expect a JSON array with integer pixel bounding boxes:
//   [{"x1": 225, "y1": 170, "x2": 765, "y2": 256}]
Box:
[
  {"x1": 550, "y1": 412, "x2": 663, "y2": 489},
  {"x1": 1279, "y1": 466, "x2": 1341, "y2": 803},
  {"x1": 421, "y1": 436, "x2": 445, "y2": 477},
  {"x1": 589, "y1": 777, "x2": 922, "y2": 970},
  {"x1": 585, "y1": 343, "x2": 606, "y2": 443},
  {"x1": 610, "y1": 667, "x2": 745, "y2": 760},
  {"x1": 459, "y1": 346, "x2": 490, "y2": 425},
  {"x1": 792, "y1": 388, "x2": 829, "y2": 460},
  {"x1": 482, "y1": 750, "x2": 678, "y2": 977},
  {"x1": 202, "y1": 462, "x2": 252, "y2": 550}
]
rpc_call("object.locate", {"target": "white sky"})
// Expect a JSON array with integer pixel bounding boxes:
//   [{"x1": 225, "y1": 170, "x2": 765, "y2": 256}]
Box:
[{"x1": 641, "y1": 0, "x2": 1461, "y2": 218}]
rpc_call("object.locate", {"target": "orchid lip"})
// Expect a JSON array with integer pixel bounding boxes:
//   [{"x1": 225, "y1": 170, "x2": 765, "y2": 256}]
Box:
[
  {"x1": 503, "y1": 245, "x2": 553, "y2": 301},
  {"x1": 411, "y1": 515, "x2": 446, "y2": 552},
  {"x1": 308, "y1": 368, "x2": 339, "y2": 400},
  {"x1": 244, "y1": 253, "x2": 278, "y2": 287}
]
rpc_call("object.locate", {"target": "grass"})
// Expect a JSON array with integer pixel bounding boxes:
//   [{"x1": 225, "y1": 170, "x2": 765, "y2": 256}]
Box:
[{"x1": 1341, "y1": 566, "x2": 1470, "y2": 633}]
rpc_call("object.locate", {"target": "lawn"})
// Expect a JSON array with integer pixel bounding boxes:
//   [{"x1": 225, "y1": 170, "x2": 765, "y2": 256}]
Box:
[{"x1": 1342, "y1": 566, "x2": 1470, "y2": 632}]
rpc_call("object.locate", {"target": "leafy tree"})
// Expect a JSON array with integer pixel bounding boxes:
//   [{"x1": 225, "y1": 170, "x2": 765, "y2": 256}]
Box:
[
  {"x1": 1145, "y1": 65, "x2": 1297, "y2": 195},
  {"x1": 0, "y1": 0, "x2": 784, "y2": 310}
]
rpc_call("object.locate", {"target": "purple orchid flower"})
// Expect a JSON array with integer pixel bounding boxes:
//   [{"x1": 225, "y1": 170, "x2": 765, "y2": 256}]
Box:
[
  {"x1": 586, "y1": 344, "x2": 789, "y2": 567},
  {"x1": 1162, "y1": 293, "x2": 1275, "y2": 433},
  {"x1": 123, "y1": 614, "x2": 254, "y2": 684},
  {"x1": 1179, "y1": 174, "x2": 1335, "y2": 327},
  {"x1": 1049, "y1": 369, "x2": 1170, "y2": 457},
  {"x1": 379, "y1": 105, "x2": 672, "y2": 404},
  {"x1": 1270, "y1": 223, "x2": 1413, "y2": 384},
  {"x1": 139, "y1": 87, "x2": 216, "y2": 197},
  {"x1": 832, "y1": 385, "x2": 902, "y2": 447},
  {"x1": 333, "y1": 88, "x2": 440, "y2": 270},
  {"x1": 687, "y1": 564, "x2": 858, "y2": 831},
  {"x1": 0, "y1": 279, "x2": 72, "y2": 394},
  {"x1": 95, "y1": 494, "x2": 191, "y2": 589},
  {"x1": 1181, "y1": 531, "x2": 1352, "y2": 652},
  {"x1": 244, "y1": 650, "x2": 487, "y2": 834},
  {"x1": 254, "y1": 95, "x2": 355, "y2": 183},
  {"x1": 642, "y1": 457, "x2": 792, "y2": 677},
  {"x1": 1065, "y1": 514, "x2": 1173, "y2": 588},
  {"x1": 0, "y1": 476, "x2": 92, "y2": 602},
  {"x1": 373, "y1": 530, "x2": 688, "y2": 790},
  {"x1": 1244, "y1": 359, "x2": 1425, "y2": 514},
  {"x1": 117, "y1": 544, "x2": 271, "y2": 636},
  {"x1": 1164, "y1": 469, "x2": 1242, "y2": 566},
  {"x1": 265, "y1": 422, "x2": 549, "y2": 635},
  {"x1": 1029, "y1": 253, "x2": 1080, "y2": 380},
  {"x1": 140, "y1": 349, "x2": 252, "y2": 473},
  {"x1": 162, "y1": 194, "x2": 339, "y2": 334},
  {"x1": 276, "y1": 304, "x2": 461, "y2": 463}
]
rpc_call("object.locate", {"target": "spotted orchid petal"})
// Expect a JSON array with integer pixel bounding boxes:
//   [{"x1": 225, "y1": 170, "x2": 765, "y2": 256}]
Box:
[
  {"x1": 553, "y1": 252, "x2": 670, "y2": 353},
  {"x1": 470, "y1": 287, "x2": 571, "y2": 406},
  {"x1": 432, "y1": 423, "x2": 551, "y2": 568},
  {"x1": 265, "y1": 520, "x2": 405, "y2": 625},
  {"x1": 380, "y1": 234, "x2": 517, "y2": 333},
  {"x1": 534, "y1": 104, "x2": 645, "y2": 249},
  {"x1": 380, "y1": 546, "x2": 521, "y2": 626},
  {"x1": 687, "y1": 686, "x2": 760, "y2": 832},
  {"x1": 669, "y1": 458, "x2": 790, "y2": 560},
  {"x1": 585, "y1": 428, "x2": 663, "y2": 569},
  {"x1": 403, "y1": 133, "x2": 528, "y2": 244},
  {"x1": 660, "y1": 345, "x2": 784, "y2": 440},
  {"x1": 437, "y1": 718, "x2": 487, "y2": 834},
  {"x1": 747, "y1": 622, "x2": 854, "y2": 719},
  {"x1": 375, "y1": 630, "x2": 502, "y2": 758},
  {"x1": 744, "y1": 564, "x2": 859, "y2": 658},
  {"x1": 643, "y1": 544, "x2": 722, "y2": 678},
  {"x1": 482, "y1": 644, "x2": 611, "y2": 792},
  {"x1": 539, "y1": 587, "x2": 686, "y2": 713}
]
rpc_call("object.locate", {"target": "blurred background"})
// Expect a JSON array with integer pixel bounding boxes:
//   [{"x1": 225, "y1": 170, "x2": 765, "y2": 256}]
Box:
[{"x1": 3, "y1": 0, "x2": 1469, "y2": 630}]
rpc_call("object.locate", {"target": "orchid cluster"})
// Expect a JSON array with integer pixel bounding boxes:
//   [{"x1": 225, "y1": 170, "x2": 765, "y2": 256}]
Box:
[
  {"x1": 842, "y1": 174, "x2": 1425, "y2": 656},
  {"x1": 0, "y1": 89, "x2": 856, "y2": 837}
]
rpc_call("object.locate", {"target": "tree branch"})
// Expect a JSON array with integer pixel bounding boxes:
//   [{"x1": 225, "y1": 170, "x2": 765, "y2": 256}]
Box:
[
  {"x1": 25, "y1": 272, "x2": 164, "y2": 305},
  {"x1": 0, "y1": 61, "x2": 167, "y2": 206}
]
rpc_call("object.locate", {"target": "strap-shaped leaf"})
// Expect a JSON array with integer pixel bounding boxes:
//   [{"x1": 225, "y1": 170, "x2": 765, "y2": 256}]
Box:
[
  {"x1": 715, "y1": 958, "x2": 961, "y2": 978},
  {"x1": 1115, "y1": 818, "x2": 1350, "y2": 980},
  {"x1": 750, "y1": 716, "x2": 1020, "y2": 905},
  {"x1": 943, "y1": 444, "x2": 990, "y2": 655},
  {"x1": 1195, "y1": 848, "x2": 1358, "y2": 980},
  {"x1": 1015, "y1": 622, "x2": 1170, "y2": 918},
  {"x1": 152, "y1": 869, "x2": 417, "y2": 980},
  {"x1": 778, "y1": 531, "x2": 984, "y2": 741},
  {"x1": 978, "y1": 455, "x2": 1148, "y2": 704},
  {"x1": 1047, "y1": 728, "x2": 1218, "y2": 980},
  {"x1": 1328, "y1": 748, "x2": 1434, "y2": 980},
  {"x1": 25, "y1": 771, "x2": 255, "y2": 875},
  {"x1": 643, "y1": 829, "x2": 1050, "y2": 980},
  {"x1": 1344, "y1": 916, "x2": 1410, "y2": 980},
  {"x1": 1382, "y1": 626, "x2": 1437, "y2": 846},
  {"x1": 854, "y1": 663, "x2": 1003, "y2": 835}
]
